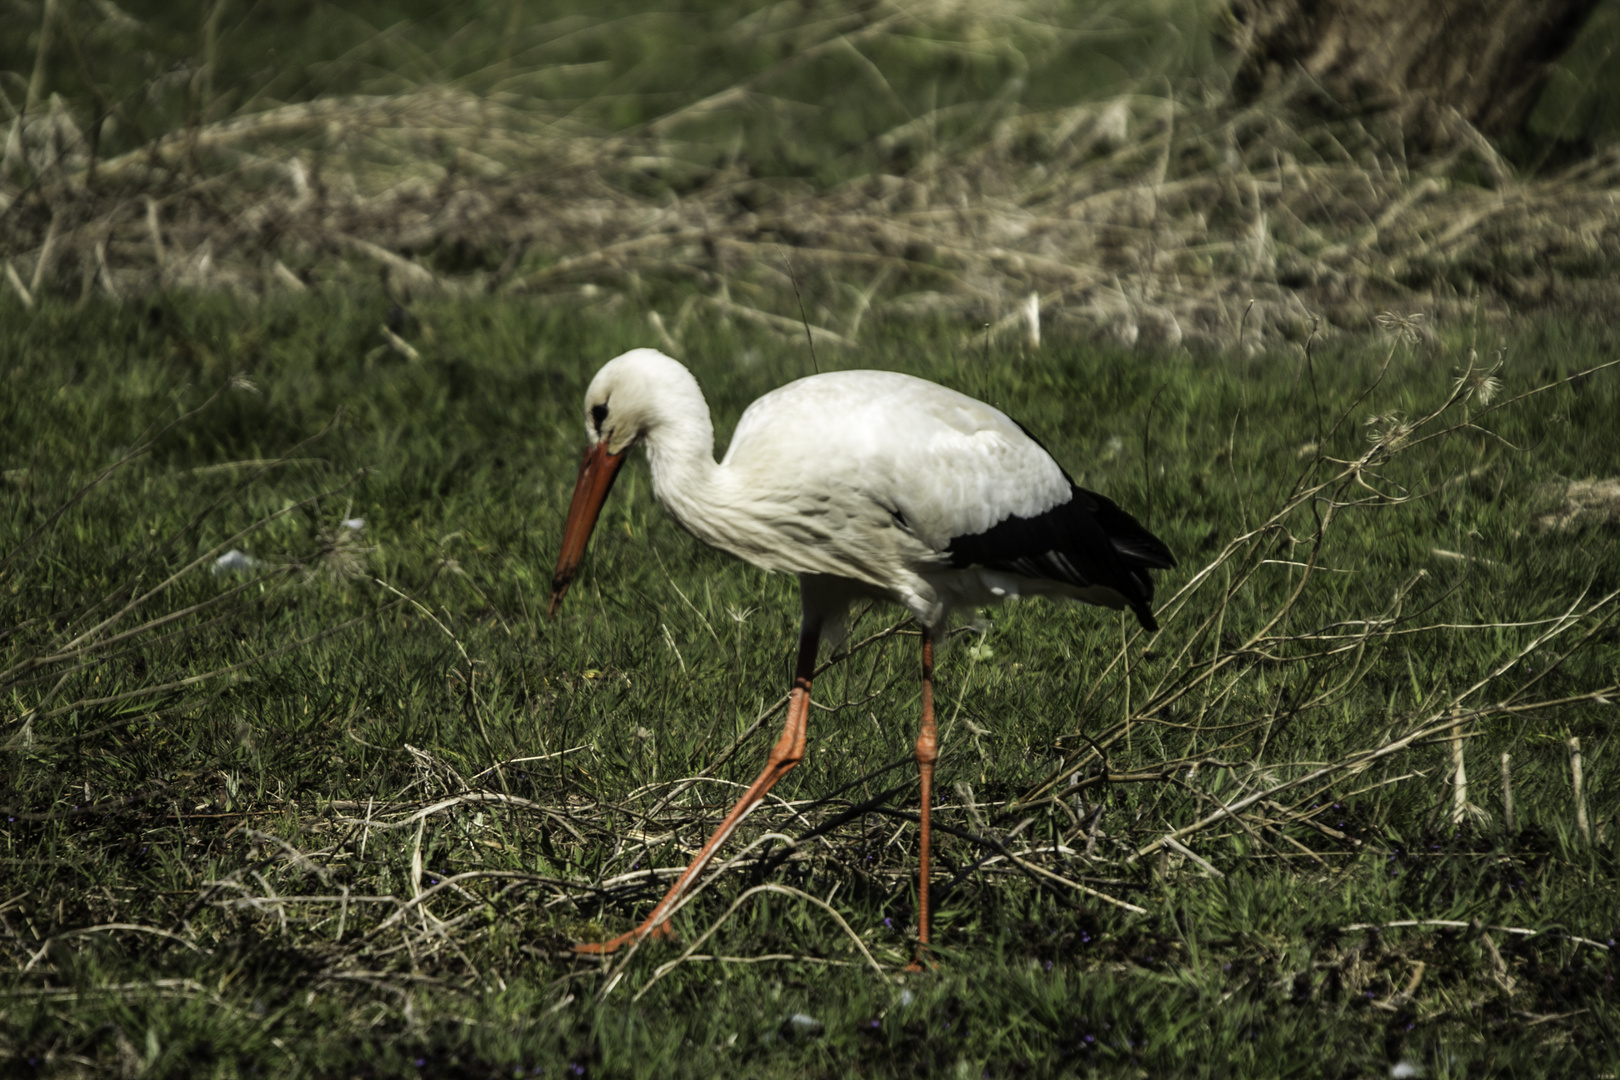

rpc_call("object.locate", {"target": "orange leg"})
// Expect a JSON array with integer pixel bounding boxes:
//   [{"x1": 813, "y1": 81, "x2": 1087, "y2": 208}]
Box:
[
  {"x1": 576, "y1": 627, "x2": 820, "y2": 955},
  {"x1": 904, "y1": 633, "x2": 938, "y2": 972}
]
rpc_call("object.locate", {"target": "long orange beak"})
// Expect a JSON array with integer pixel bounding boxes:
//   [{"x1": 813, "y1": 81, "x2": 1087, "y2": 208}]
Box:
[{"x1": 548, "y1": 441, "x2": 628, "y2": 619}]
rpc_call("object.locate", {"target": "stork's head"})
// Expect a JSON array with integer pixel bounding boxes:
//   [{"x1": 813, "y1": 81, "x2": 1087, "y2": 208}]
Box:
[
  {"x1": 549, "y1": 349, "x2": 693, "y2": 619},
  {"x1": 579, "y1": 348, "x2": 691, "y2": 455}
]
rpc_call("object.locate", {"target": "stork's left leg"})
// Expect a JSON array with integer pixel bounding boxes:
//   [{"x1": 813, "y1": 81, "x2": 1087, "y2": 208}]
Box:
[
  {"x1": 905, "y1": 632, "x2": 938, "y2": 972},
  {"x1": 574, "y1": 624, "x2": 819, "y2": 955}
]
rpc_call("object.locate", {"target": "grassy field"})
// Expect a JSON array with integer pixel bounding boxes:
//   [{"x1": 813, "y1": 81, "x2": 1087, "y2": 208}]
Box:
[
  {"x1": 4, "y1": 0, "x2": 1620, "y2": 1075},
  {"x1": 1, "y1": 292, "x2": 1617, "y2": 1077}
]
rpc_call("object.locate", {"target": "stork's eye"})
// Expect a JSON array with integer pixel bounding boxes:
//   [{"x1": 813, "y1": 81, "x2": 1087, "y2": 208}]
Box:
[{"x1": 591, "y1": 403, "x2": 609, "y2": 431}]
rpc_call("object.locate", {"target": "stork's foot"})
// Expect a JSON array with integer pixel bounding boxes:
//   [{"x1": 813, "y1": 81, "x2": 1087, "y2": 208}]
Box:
[
  {"x1": 573, "y1": 919, "x2": 674, "y2": 956},
  {"x1": 901, "y1": 946, "x2": 935, "y2": 973}
]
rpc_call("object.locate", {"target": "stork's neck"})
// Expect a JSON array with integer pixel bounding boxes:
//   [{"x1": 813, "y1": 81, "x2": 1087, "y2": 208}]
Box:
[{"x1": 639, "y1": 373, "x2": 725, "y2": 541}]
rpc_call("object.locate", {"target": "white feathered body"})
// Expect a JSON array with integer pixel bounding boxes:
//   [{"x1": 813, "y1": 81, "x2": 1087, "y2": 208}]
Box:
[{"x1": 586, "y1": 350, "x2": 1168, "y2": 637}]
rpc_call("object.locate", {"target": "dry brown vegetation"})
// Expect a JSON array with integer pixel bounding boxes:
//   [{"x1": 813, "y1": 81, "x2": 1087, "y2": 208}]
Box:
[{"x1": 3, "y1": 0, "x2": 1620, "y2": 353}]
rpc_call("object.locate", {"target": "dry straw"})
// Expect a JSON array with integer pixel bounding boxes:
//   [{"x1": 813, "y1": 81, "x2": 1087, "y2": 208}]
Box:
[{"x1": 2, "y1": 0, "x2": 1618, "y2": 347}]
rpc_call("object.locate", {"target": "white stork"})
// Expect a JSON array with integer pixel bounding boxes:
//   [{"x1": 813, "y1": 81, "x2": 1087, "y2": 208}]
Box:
[{"x1": 548, "y1": 348, "x2": 1174, "y2": 964}]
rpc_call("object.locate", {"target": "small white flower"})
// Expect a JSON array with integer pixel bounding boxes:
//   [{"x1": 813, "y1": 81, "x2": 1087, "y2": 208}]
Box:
[
  {"x1": 1363, "y1": 412, "x2": 1414, "y2": 452},
  {"x1": 308, "y1": 520, "x2": 375, "y2": 583},
  {"x1": 1376, "y1": 311, "x2": 1426, "y2": 344},
  {"x1": 1451, "y1": 353, "x2": 1504, "y2": 407}
]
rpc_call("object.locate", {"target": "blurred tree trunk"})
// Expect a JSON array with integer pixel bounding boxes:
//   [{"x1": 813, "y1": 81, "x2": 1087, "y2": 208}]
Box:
[{"x1": 1228, "y1": 0, "x2": 1601, "y2": 144}]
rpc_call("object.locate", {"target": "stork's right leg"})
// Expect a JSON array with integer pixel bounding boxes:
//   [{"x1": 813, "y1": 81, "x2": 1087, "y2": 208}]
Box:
[
  {"x1": 904, "y1": 632, "x2": 938, "y2": 972},
  {"x1": 575, "y1": 627, "x2": 820, "y2": 955}
]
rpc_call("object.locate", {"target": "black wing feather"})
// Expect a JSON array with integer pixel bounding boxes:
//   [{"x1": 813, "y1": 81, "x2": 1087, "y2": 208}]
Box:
[{"x1": 945, "y1": 484, "x2": 1175, "y2": 632}]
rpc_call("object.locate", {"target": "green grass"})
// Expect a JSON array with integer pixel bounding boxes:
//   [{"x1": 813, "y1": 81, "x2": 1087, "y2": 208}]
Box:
[
  {"x1": 1, "y1": 291, "x2": 1618, "y2": 1077},
  {"x1": 5, "y1": 1, "x2": 1620, "y2": 1075}
]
